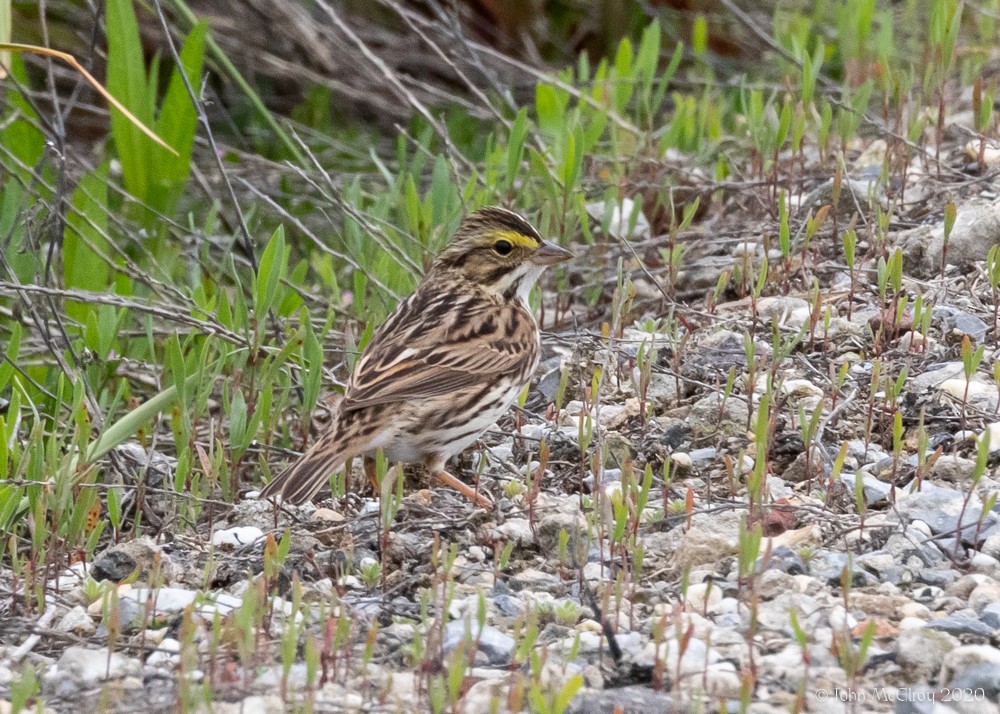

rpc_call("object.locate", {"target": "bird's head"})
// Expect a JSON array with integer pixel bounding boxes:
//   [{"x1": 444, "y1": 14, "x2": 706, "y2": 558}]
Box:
[{"x1": 431, "y1": 206, "x2": 572, "y2": 302}]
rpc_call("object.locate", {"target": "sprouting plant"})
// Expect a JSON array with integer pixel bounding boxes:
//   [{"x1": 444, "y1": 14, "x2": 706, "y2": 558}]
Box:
[
  {"x1": 835, "y1": 620, "x2": 877, "y2": 700},
  {"x1": 925, "y1": 0, "x2": 964, "y2": 175},
  {"x1": 863, "y1": 358, "x2": 882, "y2": 453},
  {"x1": 973, "y1": 77, "x2": 995, "y2": 166},
  {"x1": 749, "y1": 389, "x2": 770, "y2": 524},
  {"x1": 553, "y1": 599, "x2": 582, "y2": 627},
  {"x1": 941, "y1": 201, "x2": 957, "y2": 286},
  {"x1": 662, "y1": 196, "x2": 700, "y2": 298},
  {"x1": 778, "y1": 189, "x2": 792, "y2": 280},
  {"x1": 7, "y1": 663, "x2": 40, "y2": 714},
  {"x1": 736, "y1": 518, "x2": 763, "y2": 697},
  {"x1": 634, "y1": 337, "x2": 657, "y2": 425},
  {"x1": 913, "y1": 410, "x2": 930, "y2": 492},
  {"x1": 994, "y1": 361, "x2": 1000, "y2": 416},
  {"x1": 825, "y1": 442, "x2": 849, "y2": 507},
  {"x1": 987, "y1": 245, "x2": 1000, "y2": 333},
  {"x1": 798, "y1": 401, "x2": 823, "y2": 493},
  {"x1": 753, "y1": 254, "x2": 771, "y2": 330},
  {"x1": 955, "y1": 431, "x2": 990, "y2": 556},
  {"x1": 374, "y1": 449, "x2": 402, "y2": 593},
  {"x1": 360, "y1": 559, "x2": 382, "y2": 590},
  {"x1": 788, "y1": 608, "x2": 811, "y2": 713},
  {"x1": 960, "y1": 335, "x2": 986, "y2": 431},
  {"x1": 842, "y1": 225, "x2": 857, "y2": 321}
]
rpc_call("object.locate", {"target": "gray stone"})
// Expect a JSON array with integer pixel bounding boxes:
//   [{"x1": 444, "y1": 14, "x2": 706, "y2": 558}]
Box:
[
  {"x1": 897, "y1": 482, "x2": 1000, "y2": 545},
  {"x1": 566, "y1": 686, "x2": 674, "y2": 714},
  {"x1": 941, "y1": 644, "x2": 1000, "y2": 685},
  {"x1": 491, "y1": 594, "x2": 525, "y2": 618},
  {"x1": 683, "y1": 330, "x2": 754, "y2": 378},
  {"x1": 765, "y1": 545, "x2": 807, "y2": 575},
  {"x1": 947, "y1": 663, "x2": 1000, "y2": 705},
  {"x1": 493, "y1": 518, "x2": 534, "y2": 547},
  {"x1": 808, "y1": 550, "x2": 874, "y2": 588},
  {"x1": 757, "y1": 570, "x2": 796, "y2": 600},
  {"x1": 509, "y1": 567, "x2": 560, "y2": 591},
  {"x1": 840, "y1": 472, "x2": 894, "y2": 505},
  {"x1": 982, "y1": 534, "x2": 1000, "y2": 560},
  {"x1": 917, "y1": 569, "x2": 958, "y2": 587},
  {"x1": 91, "y1": 536, "x2": 170, "y2": 583},
  {"x1": 50, "y1": 645, "x2": 141, "y2": 686},
  {"x1": 845, "y1": 439, "x2": 888, "y2": 466},
  {"x1": 689, "y1": 392, "x2": 749, "y2": 438},
  {"x1": 781, "y1": 451, "x2": 826, "y2": 484},
  {"x1": 536, "y1": 508, "x2": 589, "y2": 565},
  {"x1": 442, "y1": 619, "x2": 515, "y2": 666},
  {"x1": 56, "y1": 605, "x2": 96, "y2": 637},
  {"x1": 898, "y1": 199, "x2": 1000, "y2": 275},
  {"x1": 969, "y1": 580, "x2": 1000, "y2": 614},
  {"x1": 895, "y1": 628, "x2": 960, "y2": 683},
  {"x1": 674, "y1": 510, "x2": 743, "y2": 569},
  {"x1": 934, "y1": 306, "x2": 989, "y2": 344},
  {"x1": 893, "y1": 686, "x2": 951, "y2": 714},
  {"x1": 980, "y1": 602, "x2": 1000, "y2": 630},
  {"x1": 925, "y1": 615, "x2": 997, "y2": 638},
  {"x1": 932, "y1": 454, "x2": 977, "y2": 483}
]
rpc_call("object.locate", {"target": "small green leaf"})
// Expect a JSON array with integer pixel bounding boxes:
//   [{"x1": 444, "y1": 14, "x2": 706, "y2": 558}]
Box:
[{"x1": 255, "y1": 225, "x2": 286, "y2": 317}]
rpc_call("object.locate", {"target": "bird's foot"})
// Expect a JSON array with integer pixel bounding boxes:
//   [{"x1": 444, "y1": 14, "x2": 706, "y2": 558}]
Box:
[{"x1": 430, "y1": 469, "x2": 493, "y2": 509}]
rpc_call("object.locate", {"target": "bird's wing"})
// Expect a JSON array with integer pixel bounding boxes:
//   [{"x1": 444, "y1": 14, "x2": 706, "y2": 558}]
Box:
[{"x1": 340, "y1": 289, "x2": 535, "y2": 411}]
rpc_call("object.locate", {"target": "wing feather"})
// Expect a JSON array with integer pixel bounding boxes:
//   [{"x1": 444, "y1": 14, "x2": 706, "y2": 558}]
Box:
[{"x1": 341, "y1": 288, "x2": 534, "y2": 411}]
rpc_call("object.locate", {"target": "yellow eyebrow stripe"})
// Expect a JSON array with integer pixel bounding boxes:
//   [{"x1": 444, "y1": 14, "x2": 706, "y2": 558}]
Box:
[{"x1": 494, "y1": 230, "x2": 539, "y2": 249}]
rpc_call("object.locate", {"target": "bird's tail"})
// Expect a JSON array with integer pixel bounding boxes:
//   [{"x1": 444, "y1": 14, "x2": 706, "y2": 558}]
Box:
[{"x1": 259, "y1": 425, "x2": 353, "y2": 504}]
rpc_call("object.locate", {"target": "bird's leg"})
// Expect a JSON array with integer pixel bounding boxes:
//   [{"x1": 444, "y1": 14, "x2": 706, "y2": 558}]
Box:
[
  {"x1": 426, "y1": 460, "x2": 492, "y2": 508},
  {"x1": 363, "y1": 457, "x2": 378, "y2": 495},
  {"x1": 365, "y1": 456, "x2": 403, "y2": 502}
]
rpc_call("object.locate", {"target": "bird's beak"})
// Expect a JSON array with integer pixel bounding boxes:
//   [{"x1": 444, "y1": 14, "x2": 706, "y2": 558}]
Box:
[{"x1": 532, "y1": 240, "x2": 573, "y2": 266}]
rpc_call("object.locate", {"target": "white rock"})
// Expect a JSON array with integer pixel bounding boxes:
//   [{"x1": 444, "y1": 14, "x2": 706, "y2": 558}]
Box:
[
  {"x1": 969, "y1": 580, "x2": 1000, "y2": 613},
  {"x1": 828, "y1": 605, "x2": 858, "y2": 631},
  {"x1": 982, "y1": 533, "x2": 1000, "y2": 560},
  {"x1": 702, "y1": 662, "x2": 742, "y2": 698},
  {"x1": 146, "y1": 637, "x2": 182, "y2": 667},
  {"x1": 50, "y1": 646, "x2": 140, "y2": 686},
  {"x1": 358, "y1": 556, "x2": 378, "y2": 571},
  {"x1": 983, "y1": 422, "x2": 1000, "y2": 452},
  {"x1": 781, "y1": 379, "x2": 825, "y2": 400},
  {"x1": 583, "y1": 562, "x2": 611, "y2": 581},
  {"x1": 731, "y1": 241, "x2": 762, "y2": 258},
  {"x1": 756, "y1": 296, "x2": 811, "y2": 328},
  {"x1": 211, "y1": 526, "x2": 265, "y2": 548},
  {"x1": 493, "y1": 518, "x2": 534, "y2": 546},
  {"x1": 684, "y1": 582, "x2": 723, "y2": 612},
  {"x1": 940, "y1": 644, "x2": 1000, "y2": 685},
  {"x1": 898, "y1": 602, "x2": 932, "y2": 620},
  {"x1": 585, "y1": 198, "x2": 650, "y2": 239},
  {"x1": 641, "y1": 636, "x2": 716, "y2": 682},
  {"x1": 124, "y1": 586, "x2": 197, "y2": 614},
  {"x1": 938, "y1": 378, "x2": 995, "y2": 402},
  {"x1": 964, "y1": 140, "x2": 1000, "y2": 165},
  {"x1": 670, "y1": 452, "x2": 693, "y2": 471},
  {"x1": 57, "y1": 606, "x2": 96, "y2": 636}
]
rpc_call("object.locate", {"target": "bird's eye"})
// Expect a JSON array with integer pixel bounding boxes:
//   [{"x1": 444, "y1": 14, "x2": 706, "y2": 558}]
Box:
[{"x1": 494, "y1": 239, "x2": 513, "y2": 256}]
